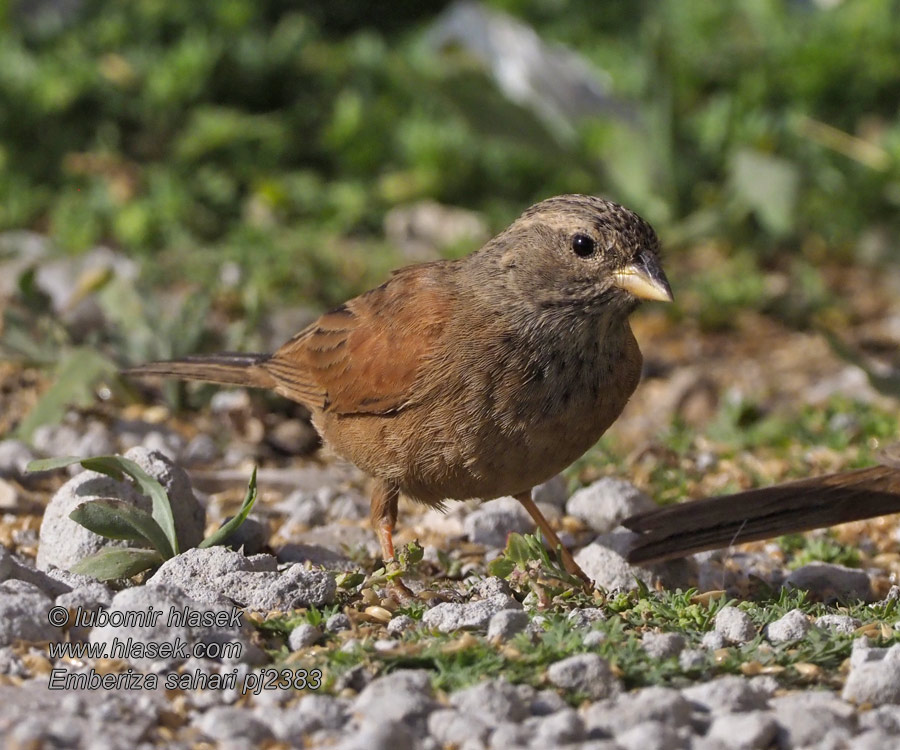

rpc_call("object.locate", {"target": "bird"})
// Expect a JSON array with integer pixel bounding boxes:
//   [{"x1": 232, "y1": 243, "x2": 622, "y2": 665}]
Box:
[
  {"x1": 125, "y1": 194, "x2": 673, "y2": 587},
  {"x1": 624, "y1": 444, "x2": 900, "y2": 564}
]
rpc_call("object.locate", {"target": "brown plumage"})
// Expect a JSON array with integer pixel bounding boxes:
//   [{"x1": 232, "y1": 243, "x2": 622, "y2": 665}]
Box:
[
  {"x1": 125, "y1": 194, "x2": 673, "y2": 586},
  {"x1": 625, "y1": 449, "x2": 900, "y2": 564}
]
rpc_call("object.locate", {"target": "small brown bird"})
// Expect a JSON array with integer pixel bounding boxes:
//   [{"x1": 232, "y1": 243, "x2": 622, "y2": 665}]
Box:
[
  {"x1": 126, "y1": 194, "x2": 673, "y2": 585},
  {"x1": 625, "y1": 445, "x2": 900, "y2": 564}
]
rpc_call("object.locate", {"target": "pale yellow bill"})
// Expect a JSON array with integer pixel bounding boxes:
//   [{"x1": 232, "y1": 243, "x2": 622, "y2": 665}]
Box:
[{"x1": 613, "y1": 262, "x2": 673, "y2": 302}]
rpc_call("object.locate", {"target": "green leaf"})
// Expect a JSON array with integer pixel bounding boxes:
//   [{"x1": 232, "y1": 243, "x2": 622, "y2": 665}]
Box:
[
  {"x1": 70, "y1": 547, "x2": 164, "y2": 580},
  {"x1": 80, "y1": 456, "x2": 180, "y2": 556},
  {"x1": 729, "y1": 149, "x2": 799, "y2": 237},
  {"x1": 198, "y1": 467, "x2": 258, "y2": 548},
  {"x1": 488, "y1": 556, "x2": 515, "y2": 579},
  {"x1": 15, "y1": 347, "x2": 118, "y2": 441},
  {"x1": 69, "y1": 499, "x2": 175, "y2": 559},
  {"x1": 26, "y1": 456, "x2": 85, "y2": 473},
  {"x1": 505, "y1": 533, "x2": 532, "y2": 565},
  {"x1": 336, "y1": 571, "x2": 365, "y2": 590}
]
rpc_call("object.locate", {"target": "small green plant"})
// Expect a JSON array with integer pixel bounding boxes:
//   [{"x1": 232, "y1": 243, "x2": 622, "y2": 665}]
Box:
[
  {"x1": 778, "y1": 532, "x2": 861, "y2": 570},
  {"x1": 26, "y1": 455, "x2": 258, "y2": 580},
  {"x1": 488, "y1": 533, "x2": 588, "y2": 606}
]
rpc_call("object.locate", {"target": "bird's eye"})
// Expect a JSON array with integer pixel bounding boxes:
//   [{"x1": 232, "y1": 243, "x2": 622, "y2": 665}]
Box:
[{"x1": 571, "y1": 233, "x2": 596, "y2": 258}]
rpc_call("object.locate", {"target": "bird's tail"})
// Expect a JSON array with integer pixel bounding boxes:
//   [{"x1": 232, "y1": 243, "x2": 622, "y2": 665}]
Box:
[
  {"x1": 624, "y1": 465, "x2": 900, "y2": 564},
  {"x1": 123, "y1": 353, "x2": 277, "y2": 390}
]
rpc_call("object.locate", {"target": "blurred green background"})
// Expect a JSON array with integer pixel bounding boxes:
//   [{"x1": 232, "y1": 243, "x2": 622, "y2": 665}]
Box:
[{"x1": 2, "y1": 0, "x2": 899, "y2": 344}]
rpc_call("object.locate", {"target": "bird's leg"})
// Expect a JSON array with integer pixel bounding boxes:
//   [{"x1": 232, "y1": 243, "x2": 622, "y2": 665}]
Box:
[
  {"x1": 370, "y1": 480, "x2": 414, "y2": 598},
  {"x1": 514, "y1": 491, "x2": 593, "y2": 590}
]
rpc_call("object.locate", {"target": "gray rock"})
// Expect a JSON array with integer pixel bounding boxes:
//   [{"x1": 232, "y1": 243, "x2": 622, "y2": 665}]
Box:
[
  {"x1": 0, "y1": 439, "x2": 36, "y2": 477},
  {"x1": 334, "y1": 719, "x2": 414, "y2": 750},
  {"x1": 701, "y1": 630, "x2": 728, "y2": 650},
  {"x1": 288, "y1": 623, "x2": 322, "y2": 650},
  {"x1": 547, "y1": 653, "x2": 619, "y2": 700},
  {"x1": 267, "y1": 694, "x2": 348, "y2": 742},
  {"x1": 566, "y1": 477, "x2": 655, "y2": 533},
  {"x1": 88, "y1": 583, "x2": 264, "y2": 668},
  {"x1": 326, "y1": 612, "x2": 352, "y2": 632},
  {"x1": 470, "y1": 576, "x2": 514, "y2": 599},
  {"x1": 851, "y1": 729, "x2": 900, "y2": 749},
  {"x1": 714, "y1": 606, "x2": 757, "y2": 644},
  {"x1": 816, "y1": 614, "x2": 862, "y2": 634},
  {"x1": 277, "y1": 542, "x2": 356, "y2": 570},
  {"x1": 428, "y1": 709, "x2": 491, "y2": 745},
  {"x1": 55, "y1": 583, "x2": 114, "y2": 641},
  {"x1": 0, "y1": 581, "x2": 60, "y2": 646},
  {"x1": 422, "y1": 594, "x2": 521, "y2": 633},
  {"x1": 150, "y1": 546, "x2": 335, "y2": 610},
  {"x1": 859, "y1": 704, "x2": 900, "y2": 733},
  {"x1": 533, "y1": 474, "x2": 569, "y2": 508},
  {"x1": 641, "y1": 632, "x2": 685, "y2": 659},
  {"x1": 210, "y1": 390, "x2": 251, "y2": 414},
  {"x1": 764, "y1": 608, "x2": 812, "y2": 643},
  {"x1": 567, "y1": 607, "x2": 607, "y2": 629},
  {"x1": 387, "y1": 614, "x2": 416, "y2": 636},
  {"x1": 283, "y1": 488, "x2": 328, "y2": 526},
  {"x1": 529, "y1": 688, "x2": 569, "y2": 716},
  {"x1": 216, "y1": 516, "x2": 268, "y2": 556},
  {"x1": 464, "y1": 496, "x2": 534, "y2": 547},
  {"x1": 180, "y1": 433, "x2": 219, "y2": 466},
  {"x1": 194, "y1": 706, "x2": 274, "y2": 743},
  {"x1": 32, "y1": 421, "x2": 116, "y2": 462},
  {"x1": 450, "y1": 678, "x2": 528, "y2": 723},
  {"x1": 771, "y1": 691, "x2": 858, "y2": 746},
  {"x1": 36, "y1": 447, "x2": 206, "y2": 573},
  {"x1": 529, "y1": 707, "x2": 584, "y2": 745},
  {"x1": 843, "y1": 658, "x2": 900, "y2": 705},
  {"x1": 679, "y1": 648, "x2": 708, "y2": 670},
  {"x1": 140, "y1": 430, "x2": 185, "y2": 461},
  {"x1": 785, "y1": 561, "x2": 873, "y2": 602},
  {"x1": 682, "y1": 676, "x2": 771, "y2": 713},
  {"x1": 706, "y1": 711, "x2": 778, "y2": 749},
  {"x1": 487, "y1": 609, "x2": 530, "y2": 641},
  {"x1": 352, "y1": 670, "x2": 436, "y2": 733},
  {"x1": 582, "y1": 686, "x2": 692, "y2": 736},
  {"x1": 615, "y1": 720, "x2": 688, "y2": 750},
  {"x1": 583, "y1": 630, "x2": 607, "y2": 648},
  {"x1": 574, "y1": 539, "x2": 654, "y2": 591},
  {"x1": 0, "y1": 479, "x2": 18, "y2": 510}
]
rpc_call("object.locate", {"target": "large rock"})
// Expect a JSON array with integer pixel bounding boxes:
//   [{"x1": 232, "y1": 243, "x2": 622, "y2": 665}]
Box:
[
  {"x1": 149, "y1": 546, "x2": 336, "y2": 610},
  {"x1": 566, "y1": 478, "x2": 655, "y2": 533},
  {"x1": 36, "y1": 448, "x2": 205, "y2": 573},
  {"x1": 0, "y1": 580, "x2": 61, "y2": 646},
  {"x1": 784, "y1": 562, "x2": 873, "y2": 602}
]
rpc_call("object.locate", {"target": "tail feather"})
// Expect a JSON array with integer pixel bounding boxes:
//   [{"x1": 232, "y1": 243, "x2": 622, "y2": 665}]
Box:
[
  {"x1": 124, "y1": 353, "x2": 277, "y2": 390},
  {"x1": 624, "y1": 465, "x2": 900, "y2": 564}
]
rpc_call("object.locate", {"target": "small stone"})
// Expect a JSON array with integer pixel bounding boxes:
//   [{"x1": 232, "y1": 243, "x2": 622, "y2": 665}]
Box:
[
  {"x1": 567, "y1": 607, "x2": 607, "y2": 628},
  {"x1": 283, "y1": 488, "x2": 327, "y2": 526},
  {"x1": 0, "y1": 439, "x2": 36, "y2": 478},
  {"x1": 211, "y1": 390, "x2": 251, "y2": 413},
  {"x1": 387, "y1": 615, "x2": 416, "y2": 636},
  {"x1": 771, "y1": 691, "x2": 858, "y2": 746},
  {"x1": 216, "y1": 516, "x2": 268, "y2": 555},
  {"x1": 421, "y1": 594, "x2": 521, "y2": 633},
  {"x1": 765, "y1": 609, "x2": 812, "y2": 643},
  {"x1": 641, "y1": 632, "x2": 685, "y2": 659},
  {"x1": 702, "y1": 631, "x2": 727, "y2": 650},
  {"x1": 0, "y1": 581, "x2": 60, "y2": 646},
  {"x1": 181, "y1": 433, "x2": 218, "y2": 466},
  {"x1": 815, "y1": 614, "x2": 862, "y2": 634},
  {"x1": 785, "y1": 562, "x2": 873, "y2": 602},
  {"x1": 352, "y1": 670, "x2": 436, "y2": 733},
  {"x1": 682, "y1": 676, "x2": 771, "y2": 713},
  {"x1": 566, "y1": 477, "x2": 655, "y2": 533},
  {"x1": 714, "y1": 606, "x2": 757, "y2": 644},
  {"x1": 573, "y1": 539, "x2": 655, "y2": 592},
  {"x1": 615, "y1": 720, "x2": 688, "y2": 750},
  {"x1": 532, "y1": 474, "x2": 569, "y2": 508},
  {"x1": 583, "y1": 686, "x2": 692, "y2": 736},
  {"x1": 151, "y1": 547, "x2": 335, "y2": 609},
  {"x1": 450, "y1": 678, "x2": 528, "y2": 723},
  {"x1": 843, "y1": 658, "x2": 900, "y2": 705},
  {"x1": 326, "y1": 612, "x2": 352, "y2": 632},
  {"x1": 427, "y1": 709, "x2": 491, "y2": 746},
  {"x1": 547, "y1": 653, "x2": 619, "y2": 700},
  {"x1": 487, "y1": 609, "x2": 530, "y2": 641},
  {"x1": 194, "y1": 706, "x2": 274, "y2": 743},
  {"x1": 583, "y1": 630, "x2": 607, "y2": 648},
  {"x1": 0, "y1": 479, "x2": 19, "y2": 510},
  {"x1": 334, "y1": 719, "x2": 414, "y2": 750},
  {"x1": 679, "y1": 648, "x2": 707, "y2": 670},
  {"x1": 288, "y1": 623, "x2": 321, "y2": 650},
  {"x1": 463, "y1": 497, "x2": 534, "y2": 548},
  {"x1": 706, "y1": 711, "x2": 777, "y2": 750}
]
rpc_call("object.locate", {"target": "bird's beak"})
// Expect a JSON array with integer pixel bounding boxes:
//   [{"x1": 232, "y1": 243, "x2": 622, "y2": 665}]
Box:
[{"x1": 613, "y1": 252, "x2": 673, "y2": 302}]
